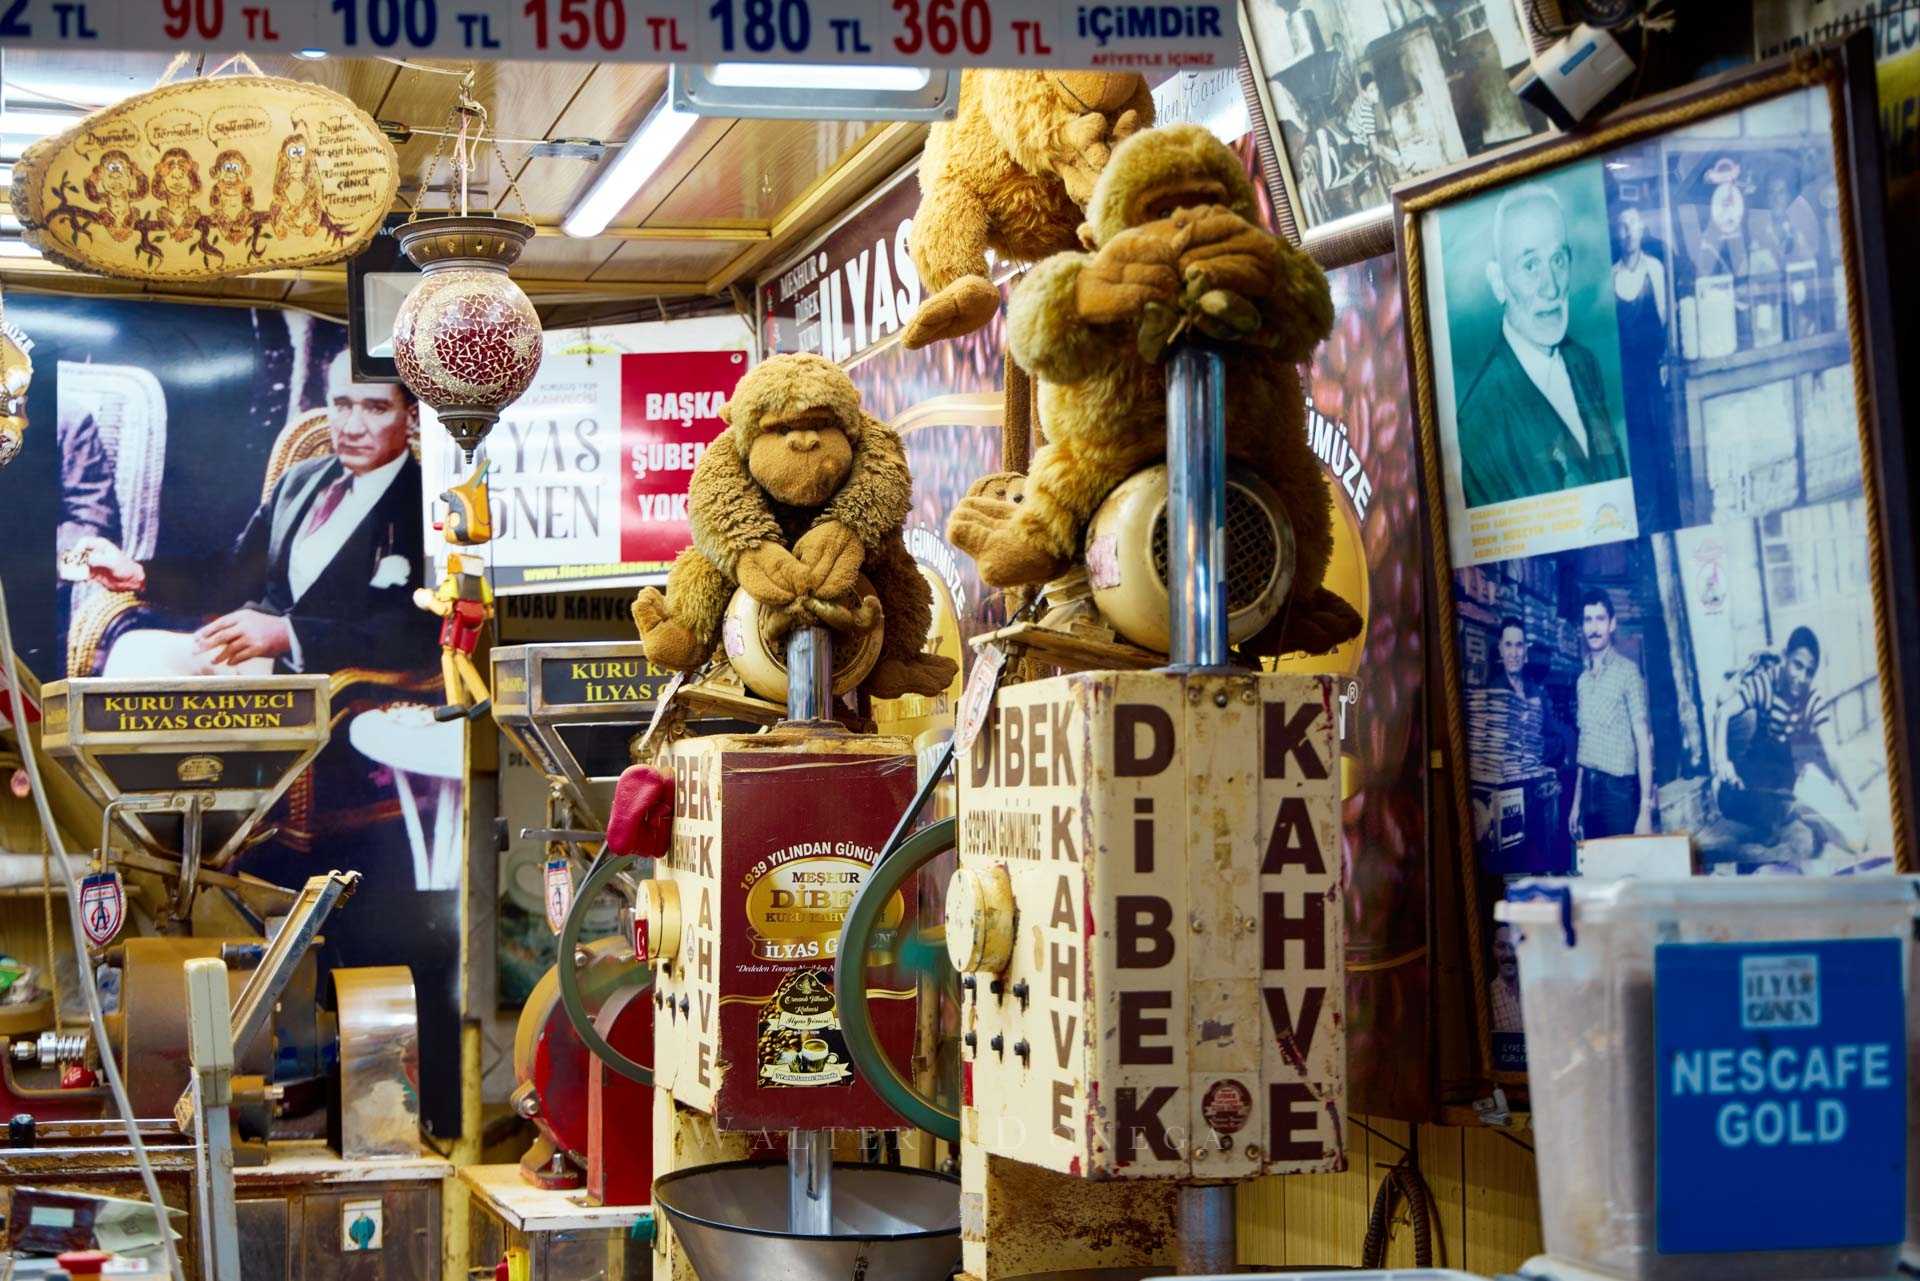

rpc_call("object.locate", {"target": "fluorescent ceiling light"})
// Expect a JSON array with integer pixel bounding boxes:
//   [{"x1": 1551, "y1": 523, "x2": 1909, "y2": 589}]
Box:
[
  {"x1": 295, "y1": 47, "x2": 329, "y2": 60},
  {"x1": 561, "y1": 98, "x2": 698, "y2": 239},
  {"x1": 0, "y1": 240, "x2": 41, "y2": 258},
  {"x1": 709, "y1": 63, "x2": 929, "y2": 91}
]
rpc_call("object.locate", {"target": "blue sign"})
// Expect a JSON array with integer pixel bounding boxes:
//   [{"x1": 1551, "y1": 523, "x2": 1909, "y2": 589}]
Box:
[{"x1": 1654, "y1": 937, "x2": 1907, "y2": 1254}]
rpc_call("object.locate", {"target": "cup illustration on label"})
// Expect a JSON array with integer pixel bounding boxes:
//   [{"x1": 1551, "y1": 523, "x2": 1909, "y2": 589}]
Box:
[{"x1": 757, "y1": 970, "x2": 854, "y2": 1087}]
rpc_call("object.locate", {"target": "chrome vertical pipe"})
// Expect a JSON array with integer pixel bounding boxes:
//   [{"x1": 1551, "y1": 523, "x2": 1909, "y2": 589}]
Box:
[
  {"x1": 785, "y1": 625, "x2": 834, "y2": 722},
  {"x1": 1166, "y1": 342, "x2": 1230, "y2": 670},
  {"x1": 788, "y1": 1128, "x2": 833, "y2": 1235},
  {"x1": 1176, "y1": 1182, "x2": 1237, "y2": 1274}
]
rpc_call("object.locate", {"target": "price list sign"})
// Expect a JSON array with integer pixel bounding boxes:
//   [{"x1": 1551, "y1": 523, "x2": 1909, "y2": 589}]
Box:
[{"x1": 7, "y1": 0, "x2": 1237, "y2": 71}]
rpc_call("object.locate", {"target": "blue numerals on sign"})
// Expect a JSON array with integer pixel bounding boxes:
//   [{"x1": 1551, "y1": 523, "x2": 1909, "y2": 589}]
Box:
[
  {"x1": 332, "y1": 0, "x2": 440, "y2": 48},
  {"x1": 708, "y1": 0, "x2": 812, "y2": 54}
]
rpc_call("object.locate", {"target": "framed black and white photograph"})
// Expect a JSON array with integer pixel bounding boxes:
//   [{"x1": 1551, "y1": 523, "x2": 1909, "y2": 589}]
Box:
[
  {"x1": 1396, "y1": 36, "x2": 1920, "y2": 1083},
  {"x1": 1240, "y1": 0, "x2": 1547, "y2": 244}
]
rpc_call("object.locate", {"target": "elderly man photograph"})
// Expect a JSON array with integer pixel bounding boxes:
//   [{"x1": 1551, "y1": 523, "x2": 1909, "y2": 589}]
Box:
[
  {"x1": 76, "y1": 350, "x2": 428, "y2": 677},
  {"x1": 1457, "y1": 182, "x2": 1629, "y2": 509}
]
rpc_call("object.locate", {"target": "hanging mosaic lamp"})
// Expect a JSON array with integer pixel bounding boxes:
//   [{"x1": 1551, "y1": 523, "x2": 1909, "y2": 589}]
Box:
[
  {"x1": 391, "y1": 91, "x2": 542, "y2": 459},
  {"x1": 393, "y1": 215, "x2": 542, "y2": 458}
]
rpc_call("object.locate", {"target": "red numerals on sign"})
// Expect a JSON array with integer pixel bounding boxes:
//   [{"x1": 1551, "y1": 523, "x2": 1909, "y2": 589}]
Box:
[
  {"x1": 523, "y1": 0, "x2": 626, "y2": 50},
  {"x1": 891, "y1": 0, "x2": 990, "y2": 56},
  {"x1": 163, "y1": 0, "x2": 224, "y2": 38}
]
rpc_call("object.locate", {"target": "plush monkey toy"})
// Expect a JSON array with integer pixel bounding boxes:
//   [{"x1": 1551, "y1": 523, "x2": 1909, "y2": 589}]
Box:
[
  {"x1": 946, "y1": 123, "x2": 1362, "y2": 657},
  {"x1": 632, "y1": 353, "x2": 958, "y2": 701},
  {"x1": 902, "y1": 70, "x2": 1153, "y2": 350}
]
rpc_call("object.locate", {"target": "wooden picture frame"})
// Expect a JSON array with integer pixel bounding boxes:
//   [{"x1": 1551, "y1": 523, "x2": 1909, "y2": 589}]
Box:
[{"x1": 1395, "y1": 34, "x2": 1918, "y2": 1088}]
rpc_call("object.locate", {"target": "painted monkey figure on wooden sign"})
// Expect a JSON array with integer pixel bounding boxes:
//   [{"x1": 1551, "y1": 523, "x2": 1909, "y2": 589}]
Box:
[
  {"x1": 902, "y1": 70, "x2": 1154, "y2": 349},
  {"x1": 631, "y1": 353, "x2": 958, "y2": 701},
  {"x1": 946, "y1": 124, "x2": 1363, "y2": 657}
]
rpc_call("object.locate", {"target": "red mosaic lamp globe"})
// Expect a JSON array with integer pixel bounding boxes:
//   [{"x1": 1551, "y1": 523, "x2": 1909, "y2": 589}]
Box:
[{"x1": 392, "y1": 215, "x2": 542, "y2": 459}]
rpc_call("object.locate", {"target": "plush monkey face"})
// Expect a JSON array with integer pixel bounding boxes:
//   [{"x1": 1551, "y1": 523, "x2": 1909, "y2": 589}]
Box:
[
  {"x1": 1052, "y1": 72, "x2": 1140, "y2": 115},
  {"x1": 1086, "y1": 123, "x2": 1261, "y2": 247},
  {"x1": 747, "y1": 407, "x2": 854, "y2": 507}
]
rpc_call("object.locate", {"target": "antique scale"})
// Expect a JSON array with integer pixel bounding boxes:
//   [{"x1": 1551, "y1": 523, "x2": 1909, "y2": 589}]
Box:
[{"x1": 834, "y1": 341, "x2": 1348, "y2": 1280}]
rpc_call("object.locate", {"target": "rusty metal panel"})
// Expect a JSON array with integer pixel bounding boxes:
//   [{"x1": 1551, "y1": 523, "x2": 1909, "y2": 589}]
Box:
[
  {"x1": 1258, "y1": 676, "x2": 1346, "y2": 1174},
  {"x1": 957, "y1": 670, "x2": 1345, "y2": 1182},
  {"x1": 1087, "y1": 670, "x2": 1190, "y2": 1179},
  {"x1": 1180, "y1": 674, "x2": 1266, "y2": 1182},
  {"x1": 237, "y1": 1197, "x2": 290, "y2": 1281},
  {"x1": 958, "y1": 673, "x2": 1093, "y2": 1177},
  {"x1": 958, "y1": 1130, "x2": 1176, "y2": 1281}
]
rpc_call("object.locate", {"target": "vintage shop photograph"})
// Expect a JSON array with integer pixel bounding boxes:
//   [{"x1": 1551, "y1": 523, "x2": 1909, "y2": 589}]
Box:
[{"x1": 1242, "y1": 0, "x2": 1544, "y2": 233}]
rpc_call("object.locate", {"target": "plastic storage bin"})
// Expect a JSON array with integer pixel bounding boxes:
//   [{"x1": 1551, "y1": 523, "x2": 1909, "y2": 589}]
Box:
[{"x1": 1497, "y1": 877, "x2": 1918, "y2": 1281}]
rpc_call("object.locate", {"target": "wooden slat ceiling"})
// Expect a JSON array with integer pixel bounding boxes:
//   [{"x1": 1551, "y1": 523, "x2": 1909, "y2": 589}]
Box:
[{"x1": 0, "y1": 50, "x2": 926, "y2": 320}]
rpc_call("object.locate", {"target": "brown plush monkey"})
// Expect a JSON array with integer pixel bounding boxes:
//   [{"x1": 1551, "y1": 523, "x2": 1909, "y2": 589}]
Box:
[
  {"x1": 632, "y1": 353, "x2": 958, "y2": 700},
  {"x1": 902, "y1": 70, "x2": 1153, "y2": 349},
  {"x1": 946, "y1": 124, "x2": 1361, "y2": 657}
]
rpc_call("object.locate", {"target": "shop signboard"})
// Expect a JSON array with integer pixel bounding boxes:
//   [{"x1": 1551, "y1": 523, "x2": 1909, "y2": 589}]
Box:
[
  {"x1": 1654, "y1": 937, "x2": 1907, "y2": 1254},
  {"x1": 421, "y1": 348, "x2": 749, "y2": 593},
  {"x1": 2, "y1": 0, "x2": 1239, "y2": 71}
]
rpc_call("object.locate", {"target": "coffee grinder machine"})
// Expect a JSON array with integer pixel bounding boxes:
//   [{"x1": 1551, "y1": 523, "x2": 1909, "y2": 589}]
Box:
[
  {"x1": 836, "y1": 342, "x2": 1348, "y2": 1280},
  {"x1": 564, "y1": 621, "x2": 964, "y2": 1281},
  {"x1": 492, "y1": 640, "x2": 666, "y2": 1203}
]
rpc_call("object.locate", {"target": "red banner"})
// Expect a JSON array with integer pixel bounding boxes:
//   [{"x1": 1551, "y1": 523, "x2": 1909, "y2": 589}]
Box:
[{"x1": 619, "y1": 351, "x2": 749, "y2": 566}]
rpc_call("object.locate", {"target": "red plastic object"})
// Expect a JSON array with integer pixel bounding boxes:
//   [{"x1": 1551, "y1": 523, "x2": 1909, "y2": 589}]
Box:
[
  {"x1": 605, "y1": 766, "x2": 673, "y2": 859},
  {"x1": 57, "y1": 1251, "x2": 110, "y2": 1279}
]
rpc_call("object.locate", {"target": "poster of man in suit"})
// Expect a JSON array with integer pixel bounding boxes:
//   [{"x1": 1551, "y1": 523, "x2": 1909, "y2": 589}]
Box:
[
  {"x1": 1422, "y1": 160, "x2": 1640, "y2": 567},
  {"x1": 73, "y1": 350, "x2": 427, "y2": 678},
  {"x1": 0, "y1": 295, "x2": 463, "y2": 1138}
]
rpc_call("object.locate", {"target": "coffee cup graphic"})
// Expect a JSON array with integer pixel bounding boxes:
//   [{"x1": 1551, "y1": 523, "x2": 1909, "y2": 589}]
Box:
[{"x1": 800, "y1": 1037, "x2": 830, "y2": 1072}]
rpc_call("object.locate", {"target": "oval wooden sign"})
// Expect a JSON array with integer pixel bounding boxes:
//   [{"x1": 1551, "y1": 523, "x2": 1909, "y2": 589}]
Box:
[{"x1": 11, "y1": 75, "x2": 399, "y2": 282}]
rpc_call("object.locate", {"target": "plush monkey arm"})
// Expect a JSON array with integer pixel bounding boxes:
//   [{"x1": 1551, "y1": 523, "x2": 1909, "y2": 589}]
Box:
[
  {"x1": 816, "y1": 416, "x2": 912, "y2": 550},
  {"x1": 686, "y1": 434, "x2": 784, "y2": 576},
  {"x1": 686, "y1": 433, "x2": 809, "y2": 607},
  {"x1": 1006, "y1": 253, "x2": 1117, "y2": 386},
  {"x1": 1257, "y1": 236, "x2": 1335, "y2": 361}
]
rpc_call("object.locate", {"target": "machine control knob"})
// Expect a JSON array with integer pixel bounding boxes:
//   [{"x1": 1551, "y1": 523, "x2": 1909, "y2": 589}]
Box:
[
  {"x1": 988, "y1": 1034, "x2": 1004, "y2": 1058},
  {"x1": 8, "y1": 1114, "x2": 33, "y2": 1148},
  {"x1": 635, "y1": 880, "x2": 682, "y2": 964},
  {"x1": 945, "y1": 864, "x2": 1015, "y2": 975}
]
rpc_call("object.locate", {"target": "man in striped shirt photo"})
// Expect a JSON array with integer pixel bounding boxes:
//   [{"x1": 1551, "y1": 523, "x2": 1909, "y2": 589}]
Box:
[{"x1": 1699, "y1": 625, "x2": 1864, "y2": 867}]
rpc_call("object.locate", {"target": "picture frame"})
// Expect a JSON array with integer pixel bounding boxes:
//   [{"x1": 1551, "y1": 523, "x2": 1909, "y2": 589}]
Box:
[
  {"x1": 1238, "y1": 0, "x2": 1547, "y2": 264},
  {"x1": 1395, "y1": 34, "x2": 1919, "y2": 1088}
]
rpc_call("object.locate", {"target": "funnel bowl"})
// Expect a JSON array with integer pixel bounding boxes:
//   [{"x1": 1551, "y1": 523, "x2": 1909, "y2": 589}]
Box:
[{"x1": 654, "y1": 1159, "x2": 960, "y2": 1281}]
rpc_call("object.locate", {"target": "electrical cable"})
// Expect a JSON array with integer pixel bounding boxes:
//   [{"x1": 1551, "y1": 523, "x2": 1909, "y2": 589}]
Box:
[
  {"x1": 0, "y1": 576, "x2": 186, "y2": 1281},
  {"x1": 1361, "y1": 1154, "x2": 1441, "y2": 1269}
]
